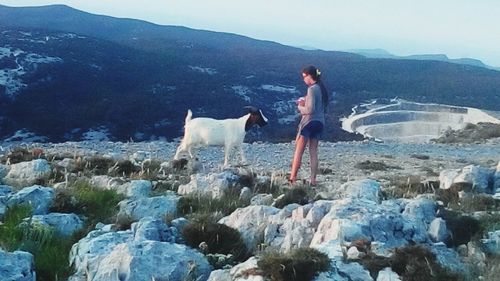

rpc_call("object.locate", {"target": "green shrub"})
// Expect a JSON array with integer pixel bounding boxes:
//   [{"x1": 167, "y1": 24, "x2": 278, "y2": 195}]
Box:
[
  {"x1": 356, "y1": 160, "x2": 401, "y2": 171},
  {"x1": 477, "y1": 213, "x2": 500, "y2": 233},
  {"x1": 50, "y1": 180, "x2": 124, "y2": 228},
  {"x1": 0, "y1": 204, "x2": 75, "y2": 280},
  {"x1": 389, "y1": 245, "x2": 460, "y2": 281},
  {"x1": 258, "y1": 248, "x2": 331, "y2": 281},
  {"x1": 0, "y1": 204, "x2": 33, "y2": 251},
  {"x1": 182, "y1": 214, "x2": 247, "y2": 264},
  {"x1": 73, "y1": 156, "x2": 115, "y2": 175},
  {"x1": 274, "y1": 187, "x2": 311, "y2": 209},
  {"x1": 177, "y1": 191, "x2": 249, "y2": 217},
  {"x1": 438, "y1": 209, "x2": 481, "y2": 247}
]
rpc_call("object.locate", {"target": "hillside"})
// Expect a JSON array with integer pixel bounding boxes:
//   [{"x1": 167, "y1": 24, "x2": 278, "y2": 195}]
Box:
[{"x1": 1, "y1": 4, "x2": 500, "y2": 142}]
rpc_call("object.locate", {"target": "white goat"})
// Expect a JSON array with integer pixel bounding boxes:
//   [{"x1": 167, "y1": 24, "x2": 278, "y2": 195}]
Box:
[{"x1": 173, "y1": 107, "x2": 268, "y2": 166}]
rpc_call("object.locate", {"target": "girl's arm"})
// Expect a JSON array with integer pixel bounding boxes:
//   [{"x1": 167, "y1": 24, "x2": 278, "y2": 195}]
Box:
[{"x1": 298, "y1": 87, "x2": 315, "y2": 115}]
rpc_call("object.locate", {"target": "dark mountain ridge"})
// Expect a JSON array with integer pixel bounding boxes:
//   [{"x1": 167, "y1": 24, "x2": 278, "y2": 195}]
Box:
[{"x1": 1, "y1": 4, "x2": 499, "y2": 142}]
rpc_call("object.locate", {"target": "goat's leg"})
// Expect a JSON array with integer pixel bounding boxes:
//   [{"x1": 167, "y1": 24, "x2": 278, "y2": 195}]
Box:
[
  {"x1": 173, "y1": 142, "x2": 186, "y2": 160},
  {"x1": 223, "y1": 145, "x2": 231, "y2": 167},
  {"x1": 239, "y1": 146, "x2": 247, "y2": 165}
]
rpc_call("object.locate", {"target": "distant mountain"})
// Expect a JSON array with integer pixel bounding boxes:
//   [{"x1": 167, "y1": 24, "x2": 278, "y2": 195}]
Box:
[
  {"x1": 1, "y1": 4, "x2": 500, "y2": 142},
  {"x1": 350, "y1": 48, "x2": 500, "y2": 71}
]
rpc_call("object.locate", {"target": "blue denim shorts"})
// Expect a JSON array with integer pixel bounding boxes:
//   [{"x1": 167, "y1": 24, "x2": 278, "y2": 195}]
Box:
[{"x1": 300, "y1": 121, "x2": 324, "y2": 139}]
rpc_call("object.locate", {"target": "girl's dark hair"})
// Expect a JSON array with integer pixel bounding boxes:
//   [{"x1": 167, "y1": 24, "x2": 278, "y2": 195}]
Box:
[{"x1": 302, "y1": 65, "x2": 329, "y2": 113}]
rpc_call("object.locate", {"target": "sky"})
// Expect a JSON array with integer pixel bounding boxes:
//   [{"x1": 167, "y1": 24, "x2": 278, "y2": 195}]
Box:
[{"x1": 1, "y1": 0, "x2": 500, "y2": 67}]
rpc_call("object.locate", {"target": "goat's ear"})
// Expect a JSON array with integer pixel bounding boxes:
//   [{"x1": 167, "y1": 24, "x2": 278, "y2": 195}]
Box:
[{"x1": 244, "y1": 106, "x2": 258, "y2": 113}]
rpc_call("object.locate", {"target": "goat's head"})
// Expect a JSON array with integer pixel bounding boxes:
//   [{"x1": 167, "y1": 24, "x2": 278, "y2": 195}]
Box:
[{"x1": 244, "y1": 106, "x2": 269, "y2": 131}]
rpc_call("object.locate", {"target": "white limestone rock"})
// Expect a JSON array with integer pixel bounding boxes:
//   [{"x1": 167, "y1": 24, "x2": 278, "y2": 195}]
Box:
[
  {"x1": 178, "y1": 172, "x2": 234, "y2": 199},
  {"x1": 29, "y1": 212, "x2": 84, "y2": 236},
  {"x1": 428, "y1": 217, "x2": 450, "y2": 243},
  {"x1": 89, "y1": 175, "x2": 125, "y2": 190},
  {"x1": 117, "y1": 194, "x2": 179, "y2": 221},
  {"x1": 239, "y1": 186, "x2": 253, "y2": 202},
  {"x1": 131, "y1": 216, "x2": 179, "y2": 243},
  {"x1": 3, "y1": 159, "x2": 51, "y2": 187},
  {"x1": 91, "y1": 241, "x2": 211, "y2": 281},
  {"x1": 338, "y1": 179, "x2": 381, "y2": 202},
  {"x1": 219, "y1": 205, "x2": 280, "y2": 253},
  {"x1": 6, "y1": 185, "x2": 54, "y2": 214},
  {"x1": 0, "y1": 249, "x2": 35, "y2": 281},
  {"x1": 440, "y1": 165, "x2": 494, "y2": 192},
  {"x1": 481, "y1": 230, "x2": 500, "y2": 256},
  {"x1": 116, "y1": 180, "x2": 152, "y2": 198},
  {"x1": 376, "y1": 267, "x2": 401, "y2": 281},
  {"x1": 250, "y1": 193, "x2": 274, "y2": 206}
]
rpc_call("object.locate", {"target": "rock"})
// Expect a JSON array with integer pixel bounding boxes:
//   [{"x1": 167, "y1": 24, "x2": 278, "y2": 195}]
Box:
[
  {"x1": 7, "y1": 185, "x2": 54, "y2": 214},
  {"x1": 440, "y1": 165, "x2": 494, "y2": 193},
  {"x1": 29, "y1": 213, "x2": 84, "y2": 236},
  {"x1": 0, "y1": 164, "x2": 8, "y2": 180},
  {"x1": 117, "y1": 194, "x2": 179, "y2": 221},
  {"x1": 69, "y1": 228, "x2": 133, "y2": 280},
  {"x1": 430, "y1": 243, "x2": 468, "y2": 276},
  {"x1": 494, "y1": 161, "x2": 500, "y2": 194},
  {"x1": 178, "y1": 172, "x2": 234, "y2": 199},
  {"x1": 250, "y1": 193, "x2": 274, "y2": 206},
  {"x1": 376, "y1": 267, "x2": 401, "y2": 281},
  {"x1": 239, "y1": 187, "x2": 252, "y2": 202},
  {"x1": 132, "y1": 216, "x2": 179, "y2": 243},
  {"x1": 56, "y1": 158, "x2": 77, "y2": 171},
  {"x1": 3, "y1": 159, "x2": 51, "y2": 187},
  {"x1": 347, "y1": 246, "x2": 362, "y2": 260},
  {"x1": 0, "y1": 184, "x2": 13, "y2": 196},
  {"x1": 208, "y1": 269, "x2": 231, "y2": 281},
  {"x1": 481, "y1": 230, "x2": 500, "y2": 255},
  {"x1": 89, "y1": 175, "x2": 125, "y2": 189},
  {"x1": 428, "y1": 217, "x2": 450, "y2": 243},
  {"x1": 338, "y1": 179, "x2": 381, "y2": 202},
  {"x1": 91, "y1": 241, "x2": 211, "y2": 281},
  {"x1": 219, "y1": 205, "x2": 280, "y2": 253},
  {"x1": 335, "y1": 261, "x2": 373, "y2": 281},
  {"x1": 402, "y1": 196, "x2": 436, "y2": 224},
  {"x1": 229, "y1": 256, "x2": 264, "y2": 281},
  {"x1": 116, "y1": 180, "x2": 152, "y2": 198},
  {"x1": 0, "y1": 249, "x2": 35, "y2": 281}
]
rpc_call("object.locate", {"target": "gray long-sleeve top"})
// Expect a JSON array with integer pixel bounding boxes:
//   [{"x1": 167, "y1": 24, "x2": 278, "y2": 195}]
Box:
[{"x1": 297, "y1": 83, "x2": 325, "y2": 133}]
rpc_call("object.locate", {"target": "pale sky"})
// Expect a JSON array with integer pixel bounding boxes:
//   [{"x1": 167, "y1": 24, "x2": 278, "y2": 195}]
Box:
[{"x1": 2, "y1": 0, "x2": 500, "y2": 67}]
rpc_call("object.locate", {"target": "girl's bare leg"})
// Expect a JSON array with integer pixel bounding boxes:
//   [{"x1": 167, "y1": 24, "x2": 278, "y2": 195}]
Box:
[
  {"x1": 309, "y1": 138, "x2": 319, "y2": 185},
  {"x1": 290, "y1": 135, "x2": 308, "y2": 182}
]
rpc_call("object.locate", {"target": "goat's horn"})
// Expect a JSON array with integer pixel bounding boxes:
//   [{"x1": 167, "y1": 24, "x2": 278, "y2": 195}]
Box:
[{"x1": 244, "y1": 106, "x2": 258, "y2": 113}]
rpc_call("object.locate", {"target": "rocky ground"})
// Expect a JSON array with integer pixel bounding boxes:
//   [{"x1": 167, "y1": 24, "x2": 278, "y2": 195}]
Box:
[{"x1": 2, "y1": 138, "x2": 499, "y2": 193}]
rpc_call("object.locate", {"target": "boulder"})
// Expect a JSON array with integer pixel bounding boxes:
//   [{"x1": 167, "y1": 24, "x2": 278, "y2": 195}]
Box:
[
  {"x1": 208, "y1": 256, "x2": 265, "y2": 281},
  {"x1": 117, "y1": 194, "x2": 179, "y2": 221},
  {"x1": 0, "y1": 164, "x2": 8, "y2": 180},
  {"x1": 69, "y1": 228, "x2": 133, "y2": 280},
  {"x1": 178, "y1": 171, "x2": 239, "y2": 199},
  {"x1": 219, "y1": 205, "x2": 280, "y2": 253},
  {"x1": 89, "y1": 175, "x2": 125, "y2": 190},
  {"x1": 0, "y1": 250, "x2": 35, "y2": 281},
  {"x1": 430, "y1": 242, "x2": 468, "y2": 276},
  {"x1": 337, "y1": 179, "x2": 381, "y2": 202},
  {"x1": 0, "y1": 184, "x2": 13, "y2": 196},
  {"x1": 376, "y1": 267, "x2": 401, "y2": 281},
  {"x1": 481, "y1": 230, "x2": 500, "y2": 256},
  {"x1": 3, "y1": 159, "x2": 51, "y2": 187},
  {"x1": 239, "y1": 186, "x2": 252, "y2": 202},
  {"x1": 90, "y1": 241, "x2": 211, "y2": 281},
  {"x1": 116, "y1": 180, "x2": 152, "y2": 198},
  {"x1": 7, "y1": 185, "x2": 54, "y2": 214},
  {"x1": 131, "y1": 216, "x2": 180, "y2": 243},
  {"x1": 428, "y1": 217, "x2": 450, "y2": 243},
  {"x1": 440, "y1": 165, "x2": 494, "y2": 193},
  {"x1": 29, "y1": 212, "x2": 84, "y2": 236},
  {"x1": 250, "y1": 193, "x2": 274, "y2": 206}
]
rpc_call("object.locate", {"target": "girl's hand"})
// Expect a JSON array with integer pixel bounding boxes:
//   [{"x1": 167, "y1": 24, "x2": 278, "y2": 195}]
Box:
[{"x1": 297, "y1": 97, "x2": 305, "y2": 107}]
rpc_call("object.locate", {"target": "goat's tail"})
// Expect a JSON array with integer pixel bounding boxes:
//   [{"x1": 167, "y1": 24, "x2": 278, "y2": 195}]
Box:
[{"x1": 185, "y1": 109, "x2": 193, "y2": 124}]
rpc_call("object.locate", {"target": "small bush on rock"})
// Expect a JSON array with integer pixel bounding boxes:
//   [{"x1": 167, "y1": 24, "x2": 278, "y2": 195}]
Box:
[
  {"x1": 177, "y1": 191, "x2": 249, "y2": 217},
  {"x1": 390, "y1": 245, "x2": 460, "y2": 281},
  {"x1": 274, "y1": 187, "x2": 311, "y2": 209},
  {"x1": 258, "y1": 248, "x2": 331, "y2": 281},
  {"x1": 182, "y1": 214, "x2": 247, "y2": 264},
  {"x1": 438, "y1": 209, "x2": 481, "y2": 247}
]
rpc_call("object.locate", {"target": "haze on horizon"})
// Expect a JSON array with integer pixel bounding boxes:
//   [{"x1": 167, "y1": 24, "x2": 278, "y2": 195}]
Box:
[{"x1": 1, "y1": 0, "x2": 500, "y2": 67}]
